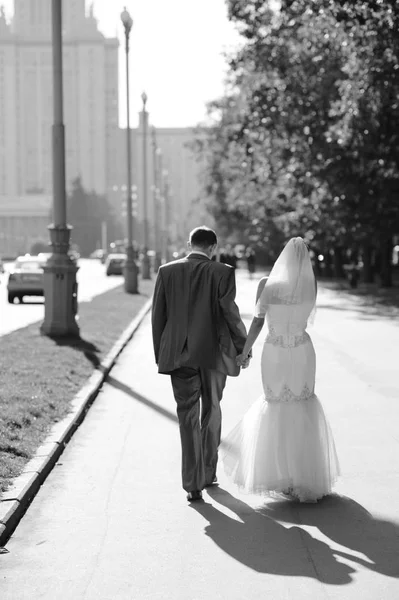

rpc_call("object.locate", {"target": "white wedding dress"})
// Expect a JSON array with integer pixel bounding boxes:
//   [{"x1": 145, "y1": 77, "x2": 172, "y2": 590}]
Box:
[{"x1": 222, "y1": 300, "x2": 340, "y2": 503}]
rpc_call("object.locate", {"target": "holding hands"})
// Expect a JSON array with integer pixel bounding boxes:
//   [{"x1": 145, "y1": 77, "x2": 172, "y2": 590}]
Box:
[{"x1": 236, "y1": 353, "x2": 251, "y2": 369}]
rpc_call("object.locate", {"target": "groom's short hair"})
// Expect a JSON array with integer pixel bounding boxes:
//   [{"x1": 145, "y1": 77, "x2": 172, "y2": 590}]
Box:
[{"x1": 189, "y1": 226, "x2": 217, "y2": 249}]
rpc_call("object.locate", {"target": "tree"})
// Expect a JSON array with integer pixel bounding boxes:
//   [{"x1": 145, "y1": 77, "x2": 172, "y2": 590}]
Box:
[
  {"x1": 324, "y1": 0, "x2": 399, "y2": 285},
  {"x1": 67, "y1": 177, "x2": 122, "y2": 257},
  {"x1": 193, "y1": 0, "x2": 399, "y2": 284},
  {"x1": 30, "y1": 240, "x2": 50, "y2": 255}
]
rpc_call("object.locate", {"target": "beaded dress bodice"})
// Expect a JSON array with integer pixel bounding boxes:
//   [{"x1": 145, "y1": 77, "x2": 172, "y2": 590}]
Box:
[{"x1": 262, "y1": 302, "x2": 315, "y2": 403}]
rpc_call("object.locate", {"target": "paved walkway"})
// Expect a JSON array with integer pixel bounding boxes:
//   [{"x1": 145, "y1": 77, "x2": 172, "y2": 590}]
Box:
[{"x1": 1, "y1": 272, "x2": 399, "y2": 599}]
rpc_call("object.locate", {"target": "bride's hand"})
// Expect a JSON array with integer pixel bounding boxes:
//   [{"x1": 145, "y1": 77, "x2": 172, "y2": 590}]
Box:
[{"x1": 236, "y1": 353, "x2": 251, "y2": 368}]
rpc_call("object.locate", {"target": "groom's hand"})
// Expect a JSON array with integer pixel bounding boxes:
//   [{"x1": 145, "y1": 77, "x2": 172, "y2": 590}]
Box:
[
  {"x1": 241, "y1": 356, "x2": 251, "y2": 369},
  {"x1": 236, "y1": 353, "x2": 251, "y2": 369}
]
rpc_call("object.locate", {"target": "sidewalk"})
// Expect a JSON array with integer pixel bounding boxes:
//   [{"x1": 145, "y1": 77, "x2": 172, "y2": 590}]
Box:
[{"x1": 1, "y1": 272, "x2": 399, "y2": 599}]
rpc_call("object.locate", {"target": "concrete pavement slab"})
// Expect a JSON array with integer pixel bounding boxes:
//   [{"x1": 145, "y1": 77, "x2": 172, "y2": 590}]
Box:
[
  {"x1": 34, "y1": 442, "x2": 59, "y2": 458},
  {"x1": 1, "y1": 472, "x2": 42, "y2": 503},
  {"x1": 0, "y1": 501, "x2": 20, "y2": 529},
  {"x1": 0, "y1": 272, "x2": 398, "y2": 599}
]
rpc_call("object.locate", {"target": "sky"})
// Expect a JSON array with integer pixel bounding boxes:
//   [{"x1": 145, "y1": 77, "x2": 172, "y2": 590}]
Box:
[{"x1": 2, "y1": 0, "x2": 243, "y2": 128}]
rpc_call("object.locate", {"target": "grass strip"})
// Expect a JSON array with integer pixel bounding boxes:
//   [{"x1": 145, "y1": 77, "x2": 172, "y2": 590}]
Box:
[{"x1": 0, "y1": 280, "x2": 154, "y2": 495}]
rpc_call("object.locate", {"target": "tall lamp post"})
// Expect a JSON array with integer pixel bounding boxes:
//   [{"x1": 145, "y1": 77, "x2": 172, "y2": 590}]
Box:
[
  {"x1": 152, "y1": 128, "x2": 162, "y2": 271},
  {"x1": 163, "y1": 168, "x2": 171, "y2": 262},
  {"x1": 41, "y1": 0, "x2": 79, "y2": 337},
  {"x1": 156, "y1": 148, "x2": 167, "y2": 264},
  {"x1": 121, "y1": 7, "x2": 139, "y2": 293},
  {"x1": 141, "y1": 91, "x2": 151, "y2": 279}
]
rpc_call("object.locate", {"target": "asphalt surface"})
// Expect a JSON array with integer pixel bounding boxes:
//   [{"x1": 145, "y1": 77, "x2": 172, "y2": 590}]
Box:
[
  {"x1": 0, "y1": 259, "x2": 123, "y2": 337},
  {"x1": 1, "y1": 271, "x2": 398, "y2": 599}
]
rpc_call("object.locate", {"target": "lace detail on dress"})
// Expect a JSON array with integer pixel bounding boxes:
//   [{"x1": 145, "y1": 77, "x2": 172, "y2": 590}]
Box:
[
  {"x1": 265, "y1": 384, "x2": 314, "y2": 404},
  {"x1": 267, "y1": 298, "x2": 305, "y2": 305},
  {"x1": 266, "y1": 327, "x2": 310, "y2": 348}
]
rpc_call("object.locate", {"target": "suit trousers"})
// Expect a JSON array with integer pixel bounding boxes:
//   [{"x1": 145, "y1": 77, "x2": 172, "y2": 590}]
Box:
[{"x1": 170, "y1": 366, "x2": 227, "y2": 492}]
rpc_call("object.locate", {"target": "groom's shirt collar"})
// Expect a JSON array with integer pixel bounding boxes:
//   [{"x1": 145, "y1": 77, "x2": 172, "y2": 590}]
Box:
[{"x1": 187, "y1": 251, "x2": 210, "y2": 259}]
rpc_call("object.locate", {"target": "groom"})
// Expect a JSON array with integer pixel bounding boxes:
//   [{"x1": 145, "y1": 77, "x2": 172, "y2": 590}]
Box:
[{"x1": 152, "y1": 226, "x2": 248, "y2": 501}]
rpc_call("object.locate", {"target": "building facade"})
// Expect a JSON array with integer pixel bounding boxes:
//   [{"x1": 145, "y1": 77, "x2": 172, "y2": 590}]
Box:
[
  {"x1": 0, "y1": 1, "x2": 119, "y2": 255},
  {"x1": 0, "y1": 194, "x2": 51, "y2": 256},
  {"x1": 0, "y1": 2, "x2": 209, "y2": 257},
  {"x1": 111, "y1": 120, "x2": 208, "y2": 252}
]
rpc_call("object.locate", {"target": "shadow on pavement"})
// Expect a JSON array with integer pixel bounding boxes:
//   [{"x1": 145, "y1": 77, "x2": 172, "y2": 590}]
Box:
[
  {"x1": 52, "y1": 336, "x2": 101, "y2": 368},
  {"x1": 107, "y1": 375, "x2": 178, "y2": 424},
  {"x1": 316, "y1": 302, "x2": 399, "y2": 322},
  {"x1": 191, "y1": 487, "x2": 354, "y2": 584},
  {"x1": 318, "y1": 281, "x2": 399, "y2": 322},
  {"x1": 260, "y1": 494, "x2": 399, "y2": 579}
]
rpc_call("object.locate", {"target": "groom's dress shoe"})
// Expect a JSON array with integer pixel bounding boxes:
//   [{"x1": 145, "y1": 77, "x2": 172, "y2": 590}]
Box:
[{"x1": 187, "y1": 490, "x2": 203, "y2": 502}]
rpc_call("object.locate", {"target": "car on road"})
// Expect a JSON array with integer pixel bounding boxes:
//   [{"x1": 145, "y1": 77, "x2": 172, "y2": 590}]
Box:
[
  {"x1": 105, "y1": 253, "x2": 126, "y2": 276},
  {"x1": 7, "y1": 255, "x2": 47, "y2": 303},
  {"x1": 38, "y1": 252, "x2": 52, "y2": 263}
]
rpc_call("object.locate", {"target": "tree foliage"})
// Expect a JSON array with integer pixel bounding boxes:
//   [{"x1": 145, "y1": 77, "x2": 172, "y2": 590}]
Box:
[
  {"x1": 67, "y1": 178, "x2": 122, "y2": 257},
  {"x1": 193, "y1": 0, "x2": 399, "y2": 283},
  {"x1": 30, "y1": 240, "x2": 49, "y2": 255}
]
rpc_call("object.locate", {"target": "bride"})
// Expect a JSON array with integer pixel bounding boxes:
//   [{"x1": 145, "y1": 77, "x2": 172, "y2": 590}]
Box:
[{"x1": 222, "y1": 237, "x2": 340, "y2": 502}]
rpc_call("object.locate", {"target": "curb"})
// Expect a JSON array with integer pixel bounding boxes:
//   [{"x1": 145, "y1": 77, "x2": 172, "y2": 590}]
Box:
[{"x1": 0, "y1": 297, "x2": 153, "y2": 548}]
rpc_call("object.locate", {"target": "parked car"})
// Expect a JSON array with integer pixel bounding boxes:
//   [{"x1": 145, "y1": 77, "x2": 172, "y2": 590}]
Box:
[
  {"x1": 7, "y1": 255, "x2": 47, "y2": 303},
  {"x1": 105, "y1": 253, "x2": 126, "y2": 276},
  {"x1": 38, "y1": 252, "x2": 52, "y2": 263}
]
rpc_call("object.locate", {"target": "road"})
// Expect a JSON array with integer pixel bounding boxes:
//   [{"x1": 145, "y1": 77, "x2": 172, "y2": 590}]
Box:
[
  {"x1": 0, "y1": 259, "x2": 124, "y2": 337},
  {"x1": 1, "y1": 272, "x2": 399, "y2": 599}
]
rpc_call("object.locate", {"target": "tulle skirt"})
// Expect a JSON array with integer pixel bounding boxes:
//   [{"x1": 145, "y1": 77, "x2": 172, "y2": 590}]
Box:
[{"x1": 221, "y1": 394, "x2": 340, "y2": 503}]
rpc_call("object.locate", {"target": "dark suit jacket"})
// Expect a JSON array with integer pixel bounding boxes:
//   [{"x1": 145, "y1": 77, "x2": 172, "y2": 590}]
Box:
[{"x1": 152, "y1": 253, "x2": 247, "y2": 376}]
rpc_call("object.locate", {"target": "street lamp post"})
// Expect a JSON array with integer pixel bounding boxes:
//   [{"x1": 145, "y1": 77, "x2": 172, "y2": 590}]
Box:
[
  {"x1": 121, "y1": 7, "x2": 139, "y2": 294},
  {"x1": 152, "y1": 128, "x2": 162, "y2": 272},
  {"x1": 141, "y1": 91, "x2": 151, "y2": 279},
  {"x1": 41, "y1": 0, "x2": 79, "y2": 337},
  {"x1": 156, "y1": 148, "x2": 167, "y2": 264},
  {"x1": 163, "y1": 169, "x2": 171, "y2": 262}
]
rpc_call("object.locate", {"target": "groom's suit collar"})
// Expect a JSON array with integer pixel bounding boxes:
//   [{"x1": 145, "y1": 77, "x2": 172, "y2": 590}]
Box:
[{"x1": 186, "y1": 251, "x2": 211, "y2": 260}]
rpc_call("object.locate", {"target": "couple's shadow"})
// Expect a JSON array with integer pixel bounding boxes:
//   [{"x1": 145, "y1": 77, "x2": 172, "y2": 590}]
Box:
[{"x1": 191, "y1": 487, "x2": 399, "y2": 584}]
